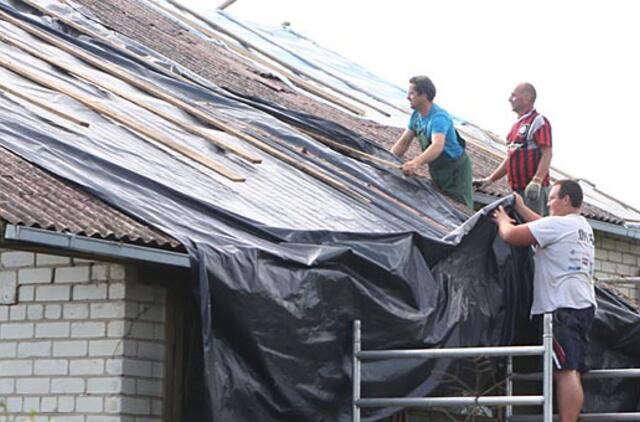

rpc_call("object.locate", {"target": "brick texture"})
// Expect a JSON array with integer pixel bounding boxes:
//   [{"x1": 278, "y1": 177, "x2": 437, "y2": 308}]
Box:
[
  {"x1": 594, "y1": 233, "x2": 640, "y2": 304},
  {"x1": 0, "y1": 249, "x2": 167, "y2": 421}
]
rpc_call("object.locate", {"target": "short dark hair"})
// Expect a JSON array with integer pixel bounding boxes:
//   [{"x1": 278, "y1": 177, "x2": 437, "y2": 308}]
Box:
[
  {"x1": 409, "y1": 75, "x2": 436, "y2": 101},
  {"x1": 554, "y1": 179, "x2": 583, "y2": 208}
]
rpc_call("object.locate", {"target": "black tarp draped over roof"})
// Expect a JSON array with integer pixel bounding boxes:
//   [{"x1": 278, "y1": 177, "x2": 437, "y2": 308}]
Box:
[{"x1": 0, "y1": 1, "x2": 638, "y2": 420}]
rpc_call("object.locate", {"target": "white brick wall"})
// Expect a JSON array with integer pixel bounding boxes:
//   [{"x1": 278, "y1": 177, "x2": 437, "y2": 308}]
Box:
[
  {"x1": 1, "y1": 249, "x2": 167, "y2": 422},
  {"x1": 594, "y1": 232, "x2": 640, "y2": 304}
]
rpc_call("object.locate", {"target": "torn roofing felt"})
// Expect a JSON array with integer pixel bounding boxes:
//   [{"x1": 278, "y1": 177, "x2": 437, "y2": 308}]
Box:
[{"x1": 0, "y1": 1, "x2": 638, "y2": 420}]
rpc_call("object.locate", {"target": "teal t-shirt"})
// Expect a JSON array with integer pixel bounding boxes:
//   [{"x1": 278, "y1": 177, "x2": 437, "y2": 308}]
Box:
[{"x1": 408, "y1": 104, "x2": 463, "y2": 160}]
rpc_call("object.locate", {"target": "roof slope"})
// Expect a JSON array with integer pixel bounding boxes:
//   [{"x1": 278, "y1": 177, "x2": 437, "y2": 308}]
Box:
[
  {"x1": 66, "y1": 0, "x2": 640, "y2": 227},
  {"x1": 68, "y1": 0, "x2": 402, "y2": 141},
  {"x1": 0, "y1": 0, "x2": 465, "y2": 244},
  {"x1": 0, "y1": 146, "x2": 180, "y2": 249},
  {"x1": 0, "y1": 0, "x2": 637, "y2": 250}
]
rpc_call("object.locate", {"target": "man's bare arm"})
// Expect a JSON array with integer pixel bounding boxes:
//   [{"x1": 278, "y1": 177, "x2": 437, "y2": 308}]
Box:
[
  {"x1": 533, "y1": 145, "x2": 552, "y2": 182},
  {"x1": 412, "y1": 133, "x2": 445, "y2": 166},
  {"x1": 390, "y1": 128, "x2": 415, "y2": 158},
  {"x1": 488, "y1": 156, "x2": 508, "y2": 183},
  {"x1": 400, "y1": 133, "x2": 445, "y2": 176},
  {"x1": 492, "y1": 205, "x2": 537, "y2": 247}
]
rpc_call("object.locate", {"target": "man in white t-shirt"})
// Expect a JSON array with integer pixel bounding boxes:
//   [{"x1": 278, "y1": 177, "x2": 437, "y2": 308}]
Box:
[{"x1": 492, "y1": 179, "x2": 596, "y2": 422}]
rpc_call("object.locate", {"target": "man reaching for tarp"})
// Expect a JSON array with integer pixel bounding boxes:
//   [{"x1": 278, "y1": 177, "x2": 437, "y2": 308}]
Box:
[
  {"x1": 391, "y1": 75, "x2": 474, "y2": 208},
  {"x1": 492, "y1": 179, "x2": 596, "y2": 422}
]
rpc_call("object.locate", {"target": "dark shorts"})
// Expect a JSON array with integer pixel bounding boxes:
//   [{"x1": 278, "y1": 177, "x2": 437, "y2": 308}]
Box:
[{"x1": 551, "y1": 306, "x2": 595, "y2": 372}]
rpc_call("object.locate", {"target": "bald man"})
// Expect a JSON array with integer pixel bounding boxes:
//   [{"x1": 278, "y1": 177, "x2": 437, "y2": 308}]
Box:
[{"x1": 475, "y1": 83, "x2": 553, "y2": 215}]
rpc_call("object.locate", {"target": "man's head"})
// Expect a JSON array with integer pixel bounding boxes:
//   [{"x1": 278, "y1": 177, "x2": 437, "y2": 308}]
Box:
[
  {"x1": 407, "y1": 76, "x2": 436, "y2": 111},
  {"x1": 547, "y1": 179, "x2": 583, "y2": 216},
  {"x1": 509, "y1": 83, "x2": 536, "y2": 116}
]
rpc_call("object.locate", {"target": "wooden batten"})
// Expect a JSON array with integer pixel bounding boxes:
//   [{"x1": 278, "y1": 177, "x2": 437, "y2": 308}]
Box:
[
  {"x1": 0, "y1": 80, "x2": 90, "y2": 127},
  {"x1": 0, "y1": 30, "x2": 261, "y2": 164},
  {"x1": 216, "y1": 0, "x2": 238, "y2": 11},
  {"x1": 0, "y1": 54, "x2": 245, "y2": 182},
  {"x1": 298, "y1": 127, "x2": 401, "y2": 170}
]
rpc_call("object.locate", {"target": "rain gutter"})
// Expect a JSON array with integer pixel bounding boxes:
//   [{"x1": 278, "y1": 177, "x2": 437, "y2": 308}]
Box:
[{"x1": 2, "y1": 224, "x2": 190, "y2": 268}]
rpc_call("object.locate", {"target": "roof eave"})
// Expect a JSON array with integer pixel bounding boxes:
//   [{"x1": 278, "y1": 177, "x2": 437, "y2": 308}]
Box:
[{"x1": 1, "y1": 223, "x2": 191, "y2": 268}]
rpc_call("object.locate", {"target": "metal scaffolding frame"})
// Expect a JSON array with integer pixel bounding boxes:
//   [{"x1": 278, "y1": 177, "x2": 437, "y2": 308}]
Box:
[
  {"x1": 352, "y1": 314, "x2": 554, "y2": 422},
  {"x1": 507, "y1": 360, "x2": 640, "y2": 421}
]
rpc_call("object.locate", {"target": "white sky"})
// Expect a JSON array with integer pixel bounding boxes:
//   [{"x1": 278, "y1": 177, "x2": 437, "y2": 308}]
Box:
[{"x1": 187, "y1": 0, "x2": 640, "y2": 210}]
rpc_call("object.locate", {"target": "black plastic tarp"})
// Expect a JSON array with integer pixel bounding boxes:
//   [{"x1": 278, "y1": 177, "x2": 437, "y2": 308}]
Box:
[{"x1": 0, "y1": 1, "x2": 639, "y2": 420}]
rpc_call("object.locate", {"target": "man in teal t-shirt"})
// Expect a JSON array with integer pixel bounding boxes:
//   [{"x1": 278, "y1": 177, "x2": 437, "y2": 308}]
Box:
[{"x1": 391, "y1": 75, "x2": 473, "y2": 208}]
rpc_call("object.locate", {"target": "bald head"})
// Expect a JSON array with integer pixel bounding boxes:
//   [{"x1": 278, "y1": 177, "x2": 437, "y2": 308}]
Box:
[
  {"x1": 518, "y1": 83, "x2": 537, "y2": 103},
  {"x1": 510, "y1": 83, "x2": 537, "y2": 115}
]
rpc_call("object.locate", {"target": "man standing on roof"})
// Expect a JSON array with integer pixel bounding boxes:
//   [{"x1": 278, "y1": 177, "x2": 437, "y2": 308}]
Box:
[
  {"x1": 492, "y1": 179, "x2": 596, "y2": 422},
  {"x1": 391, "y1": 75, "x2": 473, "y2": 208},
  {"x1": 474, "y1": 83, "x2": 552, "y2": 215}
]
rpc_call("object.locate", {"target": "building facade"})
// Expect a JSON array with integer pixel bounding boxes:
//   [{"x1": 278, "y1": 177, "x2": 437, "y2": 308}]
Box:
[{"x1": 0, "y1": 249, "x2": 169, "y2": 422}]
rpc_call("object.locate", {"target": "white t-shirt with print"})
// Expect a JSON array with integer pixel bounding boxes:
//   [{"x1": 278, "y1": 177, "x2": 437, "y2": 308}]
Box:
[{"x1": 528, "y1": 213, "x2": 597, "y2": 315}]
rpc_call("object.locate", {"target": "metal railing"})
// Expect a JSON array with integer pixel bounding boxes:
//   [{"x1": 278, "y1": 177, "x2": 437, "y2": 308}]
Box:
[
  {"x1": 507, "y1": 360, "x2": 640, "y2": 421},
  {"x1": 352, "y1": 314, "x2": 554, "y2": 422}
]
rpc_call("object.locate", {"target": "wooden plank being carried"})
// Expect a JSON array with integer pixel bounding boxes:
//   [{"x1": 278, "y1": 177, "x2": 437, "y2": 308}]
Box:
[
  {"x1": 0, "y1": 30, "x2": 261, "y2": 164},
  {"x1": 147, "y1": 0, "x2": 366, "y2": 117},
  {"x1": 0, "y1": 80, "x2": 89, "y2": 127},
  {"x1": 0, "y1": 9, "x2": 369, "y2": 203},
  {"x1": 0, "y1": 54, "x2": 245, "y2": 182},
  {"x1": 163, "y1": 0, "x2": 397, "y2": 118}
]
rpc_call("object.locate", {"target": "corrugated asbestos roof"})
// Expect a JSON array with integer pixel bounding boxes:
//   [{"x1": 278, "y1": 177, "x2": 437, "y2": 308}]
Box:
[
  {"x1": 0, "y1": 0, "x2": 637, "y2": 248},
  {"x1": 0, "y1": 146, "x2": 181, "y2": 249}
]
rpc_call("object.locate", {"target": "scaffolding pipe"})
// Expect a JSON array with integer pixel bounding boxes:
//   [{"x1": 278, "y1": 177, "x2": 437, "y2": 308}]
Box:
[
  {"x1": 510, "y1": 413, "x2": 640, "y2": 421},
  {"x1": 507, "y1": 355, "x2": 514, "y2": 419},
  {"x1": 513, "y1": 368, "x2": 640, "y2": 381},
  {"x1": 352, "y1": 321, "x2": 361, "y2": 422},
  {"x1": 357, "y1": 396, "x2": 544, "y2": 408},
  {"x1": 357, "y1": 345, "x2": 544, "y2": 360},
  {"x1": 542, "y1": 313, "x2": 553, "y2": 422},
  {"x1": 352, "y1": 318, "x2": 552, "y2": 421}
]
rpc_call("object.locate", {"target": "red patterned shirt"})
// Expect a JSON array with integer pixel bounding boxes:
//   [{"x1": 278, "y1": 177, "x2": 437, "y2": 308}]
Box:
[{"x1": 506, "y1": 109, "x2": 552, "y2": 190}]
